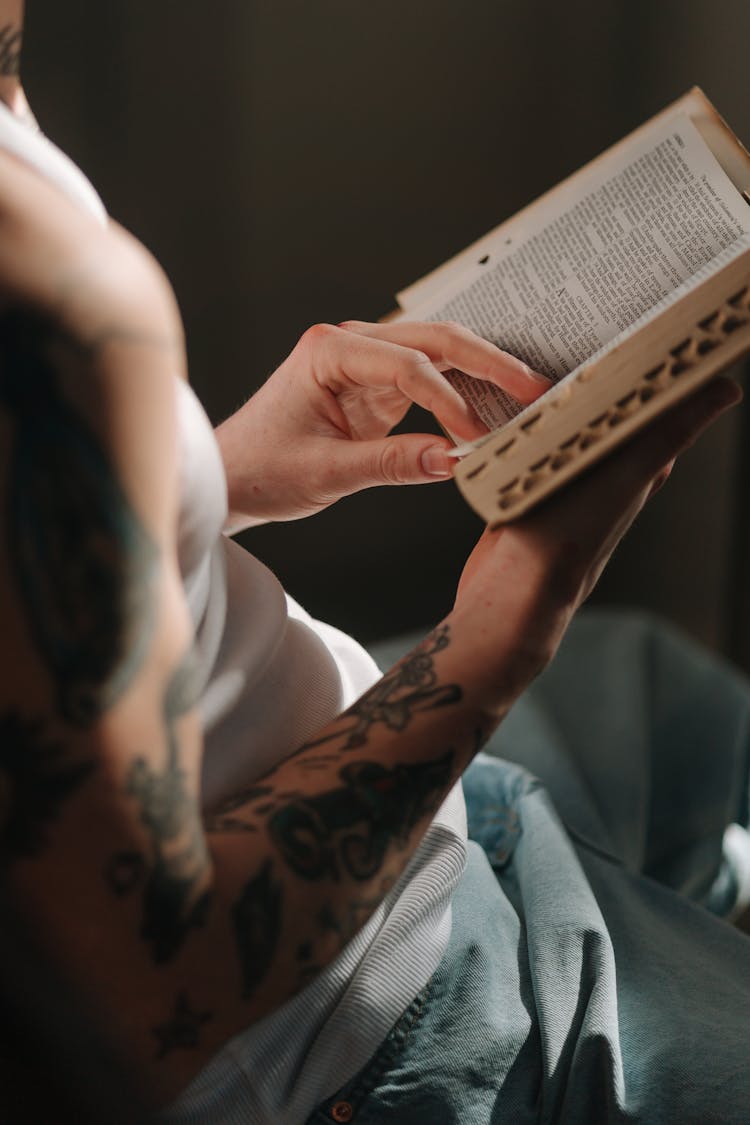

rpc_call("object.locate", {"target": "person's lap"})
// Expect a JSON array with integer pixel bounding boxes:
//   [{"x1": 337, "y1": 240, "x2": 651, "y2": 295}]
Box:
[
  {"x1": 490, "y1": 610, "x2": 750, "y2": 906},
  {"x1": 308, "y1": 611, "x2": 750, "y2": 1123}
]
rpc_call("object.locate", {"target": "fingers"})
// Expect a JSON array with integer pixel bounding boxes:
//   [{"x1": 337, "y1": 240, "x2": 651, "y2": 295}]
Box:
[
  {"x1": 496, "y1": 376, "x2": 742, "y2": 617},
  {"x1": 339, "y1": 319, "x2": 551, "y2": 404},
  {"x1": 607, "y1": 376, "x2": 741, "y2": 501},
  {"x1": 300, "y1": 322, "x2": 489, "y2": 441},
  {"x1": 515, "y1": 376, "x2": 740, "y2": 554}
]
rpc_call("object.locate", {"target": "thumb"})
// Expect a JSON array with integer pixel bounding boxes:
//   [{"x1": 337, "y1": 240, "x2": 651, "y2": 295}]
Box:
[{"x1": 331, "y1": 434, "x2": 456, "y2": 490}]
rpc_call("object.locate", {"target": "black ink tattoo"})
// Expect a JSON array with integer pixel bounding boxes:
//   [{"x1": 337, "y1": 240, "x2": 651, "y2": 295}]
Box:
[
  {"x1": 0, "y1": 308, "x2": 159, "y2": 726},
  {"x1": 231, "y1": 860, "x2": 282, "y2": 1000},
  {"x1": 321, "y1": 882, "x2": 395, "y2": 938},
  {"x1": 211, "y1": 785, "x2": 273, "y2": 817},
  {"x1": 297, "y1": 940, "x2": 313, "y2": 961},
  {"x1": 203, "y1": 784, "x2": 272, "y2": 834},
  {"x1": 152, "y1": 992, "x2": 212, "y2": 1060},
  {"x1": 105, "y1": 850, "x2": 146, "y2": 896},
  {"x1": 0, "y1": 711, "x2": 94, "y2": 861},
  {"x1": 301, "y1": 626, "x2": 461, "y2": 753},
  {"x1": 124, "y1": 655, "x2": 211, "y2": 963},
  {"x1": 294, "y1": 880, "x2": 397, "y2": 988},
  {"x1": 317, "y1": 902, "x2": 340, "y2": 935},
  {"x1": 268, "y1": 752, "x2": 454, "y2": 882},
  {"x1": 0, "y1": 25, "x2": 21, "y2": 78}
]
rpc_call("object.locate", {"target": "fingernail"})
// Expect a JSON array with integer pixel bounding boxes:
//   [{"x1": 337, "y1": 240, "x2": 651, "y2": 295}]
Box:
[
  {"x1": 421, "y1": 445, "x2": 453, "y2": 477},
  {"x1": 524, "y1": 364, "x2": 553, "y2": 386}
]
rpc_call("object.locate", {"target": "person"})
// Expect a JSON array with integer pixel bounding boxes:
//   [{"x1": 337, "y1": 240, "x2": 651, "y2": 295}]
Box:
[{"x1": 1, "y1": 7, "x2": 749, "y2": 1122}]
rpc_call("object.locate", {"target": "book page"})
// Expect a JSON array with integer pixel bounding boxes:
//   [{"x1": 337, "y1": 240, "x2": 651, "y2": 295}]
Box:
[{"x1": 402, "y1": 114, "x2": 750, "y2": 430}]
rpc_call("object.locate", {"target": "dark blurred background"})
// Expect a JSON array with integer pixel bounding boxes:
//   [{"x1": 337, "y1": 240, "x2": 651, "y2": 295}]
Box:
[{"x1": 22, "y1": 0, "x2": 750, "y2": 656}]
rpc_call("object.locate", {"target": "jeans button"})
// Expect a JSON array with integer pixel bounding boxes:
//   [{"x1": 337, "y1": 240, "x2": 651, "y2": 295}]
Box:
[{"x1": 331, "y1": 1101, "x2": 354, "y2": 1123}]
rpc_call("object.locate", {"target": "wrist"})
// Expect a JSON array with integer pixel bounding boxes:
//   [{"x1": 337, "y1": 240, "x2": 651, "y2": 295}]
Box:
[
  {"x1": 215, "y1": 412, "x2": 267, "y2": 530},
  {"x1": 448, "y1": 543, "x2": 581, "y2": 721}
]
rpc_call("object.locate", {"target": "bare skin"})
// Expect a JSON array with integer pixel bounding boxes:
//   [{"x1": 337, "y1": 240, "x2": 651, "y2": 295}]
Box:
[{"x1": 0, "y1": 9, "x2": 744, "y2": 1107}]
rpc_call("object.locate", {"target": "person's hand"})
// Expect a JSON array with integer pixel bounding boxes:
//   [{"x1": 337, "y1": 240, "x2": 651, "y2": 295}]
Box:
[
  {"x1": 215, "y1": 320, "x2": 550, "y2": 527},
  {"x1": 449, "y1": 376, "x2": 742, "y2": 717}
]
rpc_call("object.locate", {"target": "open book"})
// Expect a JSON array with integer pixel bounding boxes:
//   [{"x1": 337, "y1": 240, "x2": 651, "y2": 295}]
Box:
[{"x1": 393, "y1": 88, "x2": 750, "y2": 525}]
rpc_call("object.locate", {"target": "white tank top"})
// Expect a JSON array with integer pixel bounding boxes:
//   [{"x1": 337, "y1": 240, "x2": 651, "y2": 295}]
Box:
[{"x1": 0, "y1": 102, "x2": 467, "y2": 1123}]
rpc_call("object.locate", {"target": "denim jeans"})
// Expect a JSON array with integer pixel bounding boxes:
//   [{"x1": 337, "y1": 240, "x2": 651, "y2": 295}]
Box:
[{"x1": 308, "y1": 612, "x2": 750, "y2": 1124}]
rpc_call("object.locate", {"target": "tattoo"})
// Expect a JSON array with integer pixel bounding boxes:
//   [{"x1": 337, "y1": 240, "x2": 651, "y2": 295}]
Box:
[
  {"x1": 152, "y1": 991, "x2": 212, "y2": 1060},
  {"x1": 105, "y1": 849, "x2": 146, "y2": 896},
  {"x1": 292, "y1": 880, "x2": 396, "y2": 988},
  {"x1": 301, "y1": 625, "x2": 461, "y2": 753},
  {"x1": 0, "y1": 711, "x2": 94, "y2": 861},
  {"x1": 231, "y1": 860, "x2": 282, "y2": 1000},
  {"x1": 297, "y1": 940, "x2": 313, "y2": 961},
  {"x1": 0, "y1": 308, "x2": 159, "y2": 726},
  {"x1": 210, "y1": 785, "x2": 273, "y2": 817},
  {"x1": 268, "y1": 753, "x2": 454, "y2": 881},
  {"x1": 203, "y1": 784, "x2": 272, "y2": 834},
  {"x1": 124, "y1": 655, "x2": 211, "y2": 963},
  {"x1": 0, "y1": 25, "x2": 21, "y2": 78},
  {"x1": 318, "y1": 879, "x2": 394, "y2": 938},
  {"x1": 209, "y1": 630, "x2": 459, "y2": 997},
  {"x1": 204, "y1": 813, "x2": 258, "y2": 834},
  {"x1": 317, "y1": 902, "x2": 341, "y2": 933}
]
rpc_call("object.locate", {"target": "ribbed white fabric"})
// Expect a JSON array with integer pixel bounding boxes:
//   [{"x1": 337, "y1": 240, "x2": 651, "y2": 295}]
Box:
[{"x1": 0, "y1": 100, "x2": 468, "y2": 1123}]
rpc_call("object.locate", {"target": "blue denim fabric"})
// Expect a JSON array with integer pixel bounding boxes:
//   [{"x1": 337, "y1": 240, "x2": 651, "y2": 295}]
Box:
[{"x1": 307, "y1": 613, "x2": 750, "y2": 1124}]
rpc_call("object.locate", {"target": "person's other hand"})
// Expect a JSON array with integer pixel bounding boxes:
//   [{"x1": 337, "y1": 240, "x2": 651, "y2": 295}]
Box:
[
  {"x1": 215, "y1": 320, "x2": 549, "y2": 527},
  {"x1": 450, "y1": 376, "x2": 742, "y2": 717}
]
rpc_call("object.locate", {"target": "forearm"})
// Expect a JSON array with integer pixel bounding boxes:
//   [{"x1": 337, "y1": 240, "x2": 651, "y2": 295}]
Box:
[
  {"x1": 204, "y1": 622, "x2": 502, "y2": 995},
  {"x1": 163, "y1": 603, "x2": 554, "y2": 1094}
]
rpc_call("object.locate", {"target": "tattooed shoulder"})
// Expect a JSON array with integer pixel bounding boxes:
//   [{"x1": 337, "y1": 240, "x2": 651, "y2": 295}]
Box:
[{"x1": 0, "y1": 307, "x2": 159, "y2": 726}]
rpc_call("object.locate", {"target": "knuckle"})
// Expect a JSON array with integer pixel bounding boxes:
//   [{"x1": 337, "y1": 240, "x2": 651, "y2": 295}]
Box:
[
  {"x1": 302, "y1": 322, "x2": 336, "y2": 347},
  {"x1": 434, "y1": 320, "x2": 479, "y2": 366},
  {"x1": 439, "y1": 319, "x2": 468, "y2": 336},
  {"x1": 378, "y1": 442, "x2": 408, "y2": 485},
  {"x1": 409, "y1": 349, "x2": 432, "y2": 371}
]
